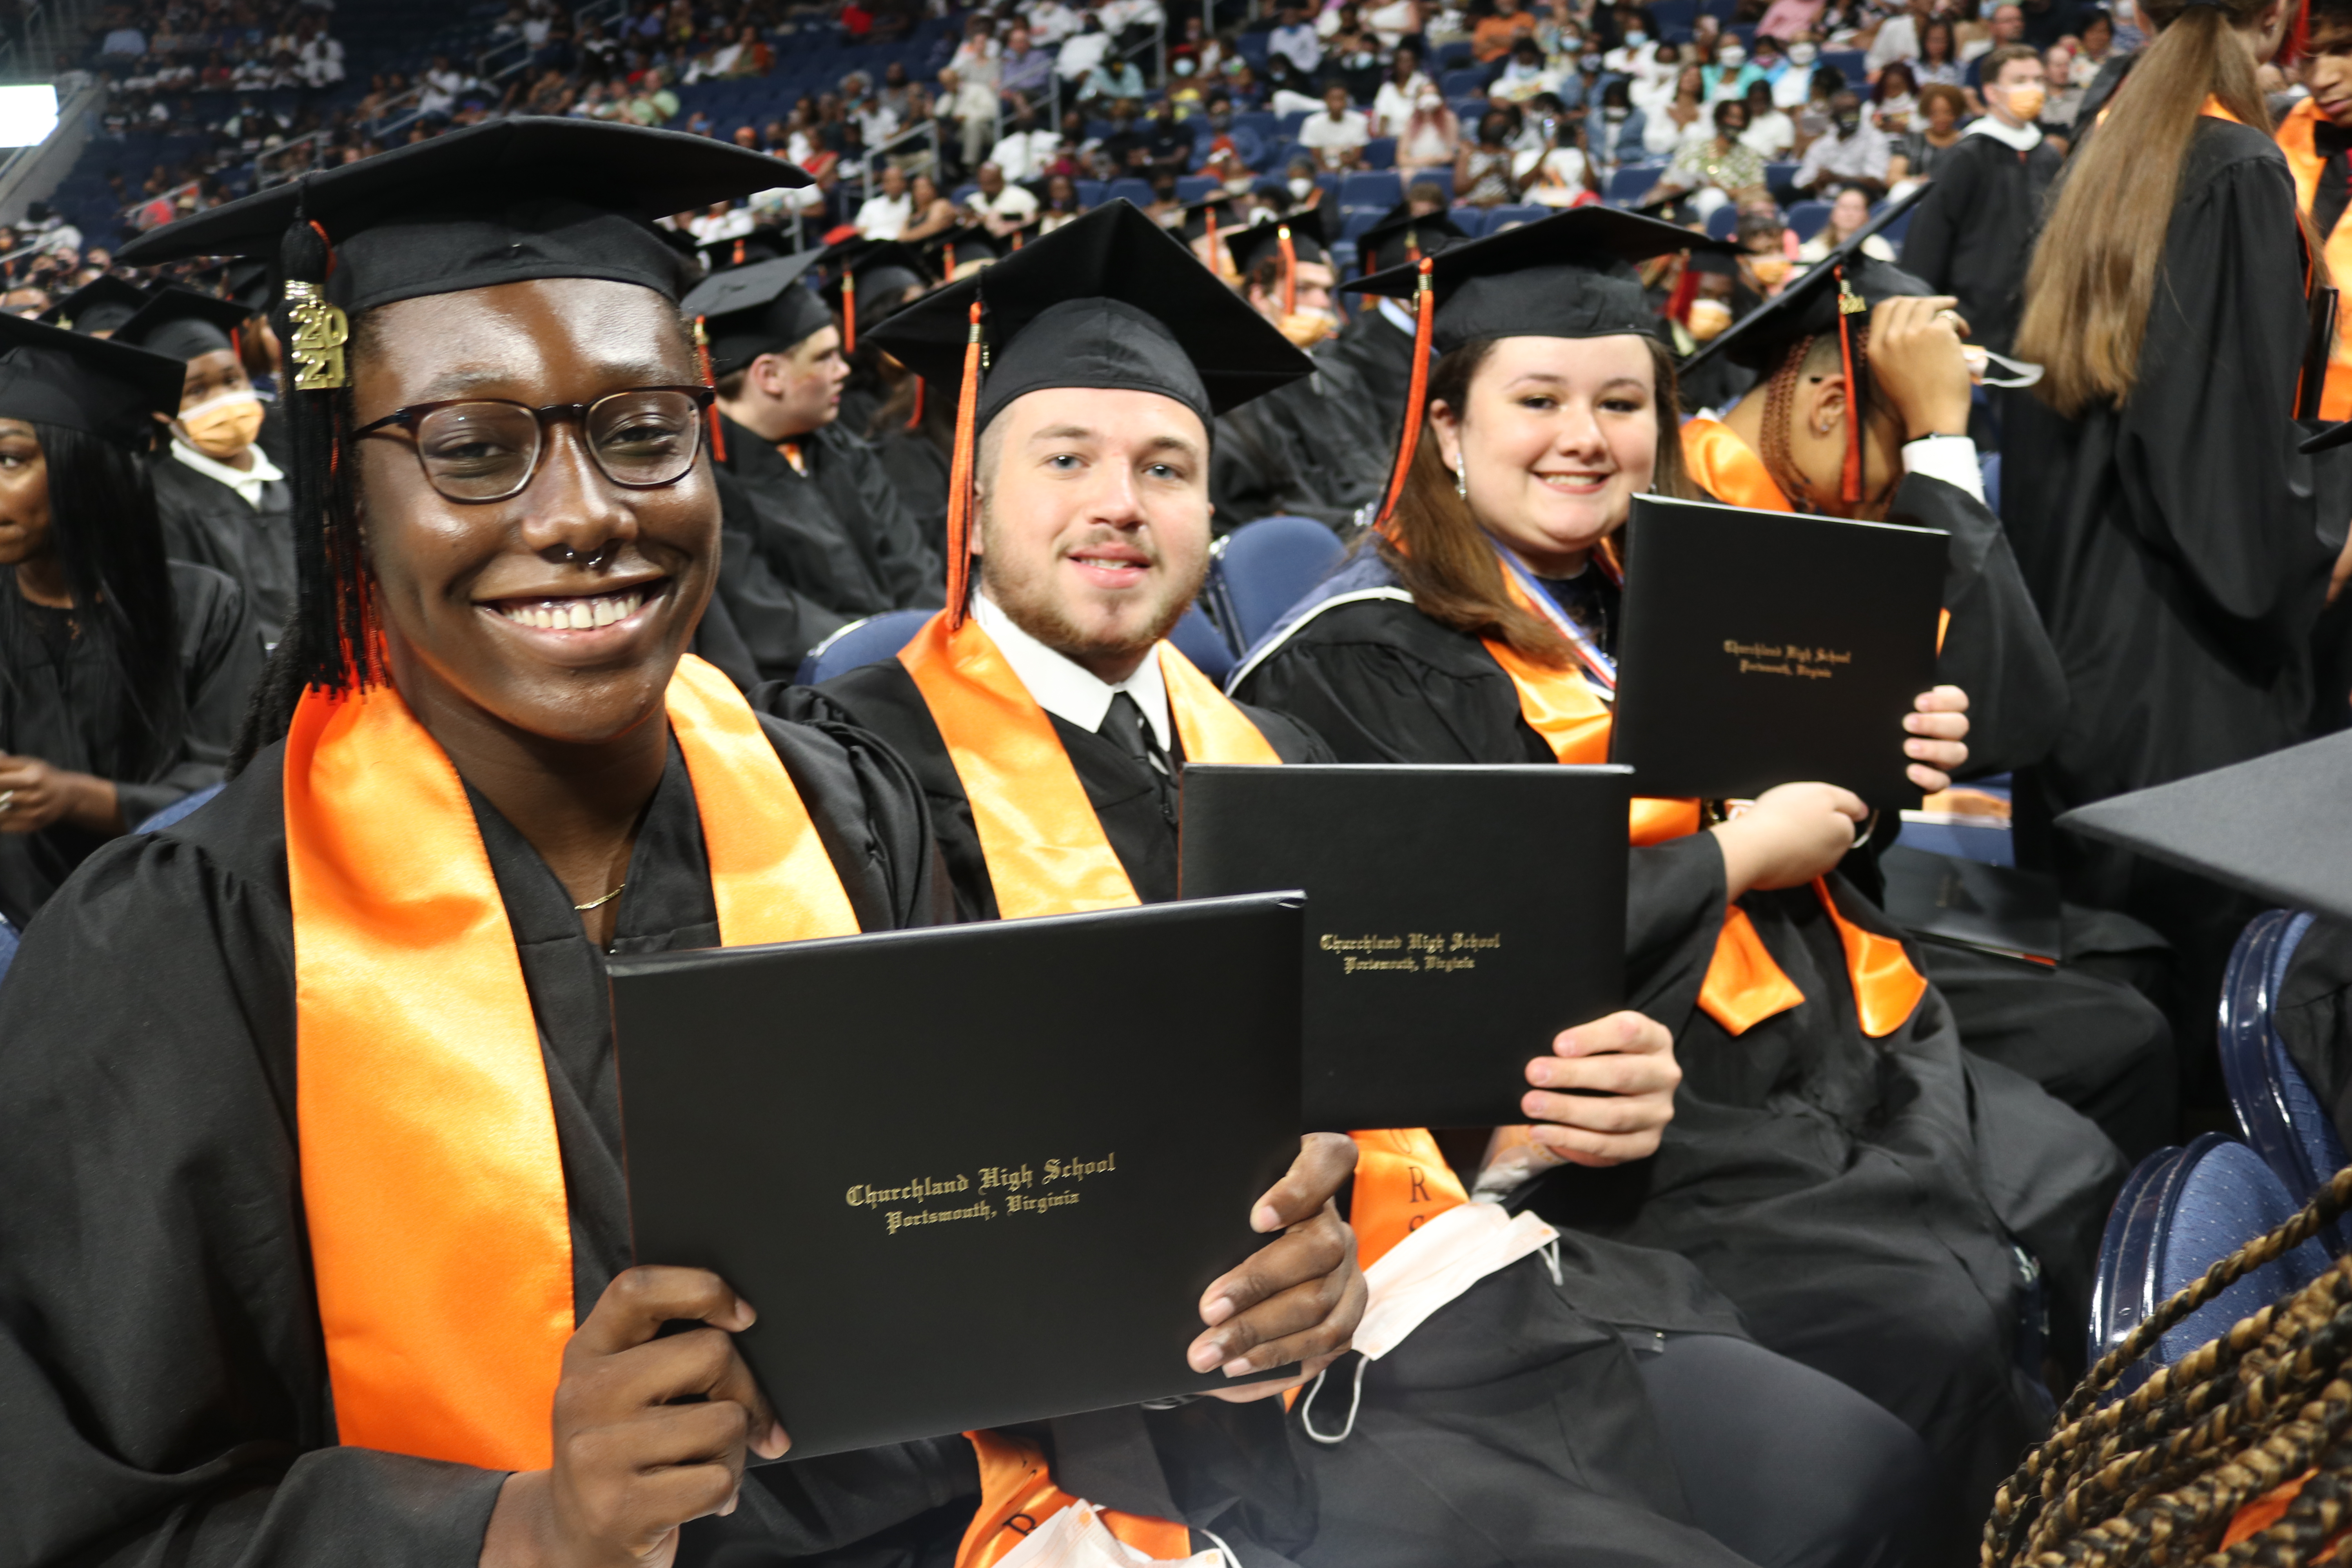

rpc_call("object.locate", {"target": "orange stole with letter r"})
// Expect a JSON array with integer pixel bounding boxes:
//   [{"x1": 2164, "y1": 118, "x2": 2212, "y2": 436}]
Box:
[{"x1": 287, "y1": 654, "x2": 861, "y2": 1472}]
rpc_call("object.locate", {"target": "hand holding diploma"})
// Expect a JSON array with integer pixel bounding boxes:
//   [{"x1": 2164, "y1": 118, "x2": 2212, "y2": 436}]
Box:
[
  {"x1": 482, "y1": 1265, "x2": 789, "y2": 1568},
  {"x1": 1191, "y1": 1131, "x2": 1368, "y2": 1402}
]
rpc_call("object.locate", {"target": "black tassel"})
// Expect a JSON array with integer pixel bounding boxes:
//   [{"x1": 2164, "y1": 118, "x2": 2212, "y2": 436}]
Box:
[{"x1": 275, "y1": 205, "x2": 373, "y2": 704}]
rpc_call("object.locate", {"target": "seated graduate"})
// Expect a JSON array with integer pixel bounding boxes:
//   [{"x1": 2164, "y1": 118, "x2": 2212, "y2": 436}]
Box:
[
  {"x1": 1675, "y1": 226, "x2": 2177, "y2": 1161},
  {"x1": 772, "y1": 200, "x2": 1935, "y2": 1568},
  {"x1": 1227, "y1": 206, "x2": 2128, "y2": 1541},
  {"x1": 1314, "y1": 204, "x2": 1470, "y2": 445},
  {"x1": 820, "y1": 236, "x2": 935, "y2": 441},
  {"x1": 116, "y1": 284, "x2": 298, "y2": 635},
  {"x1": 687, "y1": 247, "x2": 946, "y2": 627},
  {"x1": 0, "y1": 312, "x2": 263, "y2": 928},
  {"x1": 1209, "y1": 218, "x2": 1392, "y2": 535},
  {"x1": 0, "y1": 121, "x2": 1362, "y2": 1568},
  {"x1": 37, "y1": 274, "x2": 149, "y2": 339}
]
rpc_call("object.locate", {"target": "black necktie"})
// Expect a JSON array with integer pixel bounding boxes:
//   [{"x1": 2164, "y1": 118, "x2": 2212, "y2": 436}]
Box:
[
  {"x1": 2316, "y1": 121, "x2": 2352, "y2": 240},
  {"x1": 1099, "y1": 691, "x2": 1176, "y2": 826}
]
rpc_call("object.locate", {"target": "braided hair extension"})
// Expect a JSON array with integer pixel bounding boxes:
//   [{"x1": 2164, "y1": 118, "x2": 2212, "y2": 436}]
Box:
[{"x1": 1984, "y1": 1165, "x2": 2352, "y2": 1566}]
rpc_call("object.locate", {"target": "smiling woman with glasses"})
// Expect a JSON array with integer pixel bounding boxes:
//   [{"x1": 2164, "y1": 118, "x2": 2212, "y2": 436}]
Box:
[{"x1": 0, "y1": 120, "x2": 1362, "y2": 1568}]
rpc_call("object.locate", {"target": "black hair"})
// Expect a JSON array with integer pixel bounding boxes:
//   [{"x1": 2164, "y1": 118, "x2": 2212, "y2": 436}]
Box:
[{"x1": 4, "y1": 419, "x2": 187, "y2": 779}]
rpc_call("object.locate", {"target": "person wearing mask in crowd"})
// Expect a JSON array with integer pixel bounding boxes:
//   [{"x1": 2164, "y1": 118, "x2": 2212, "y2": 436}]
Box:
[
  {"x1": 1318, "y1": 202, "x2": 1470, "y2": 439},
  {"x1": 1605, "y1": 7, "x2": 1662, "y2": 74},
  {"x1": 1867, "y1": 0, "x2": 1935, "y2": 73},
  {"x1": 691, "y1": 250, "x2": 944, "y2": 639},
  {"x1": 1873, "y1": 58, "x2": 1924, "y2": 128},
  {"x1": 1299, "y1": 81, "x2": 1374, "y2": 170},
  {"x1": 1793, "y1": 87, "x2": 1894, "y2": 196},
  {"x1": 1740, "y1": 76, "x2": 1800, "y2": 156},
  {"x1": 1497, "y1": 36, "x2": 1562, "y2": 98},
  {"x1": 1234, "y1": 207, "x2": 2124, "y2": 1549},
  {"x1": 1475, "y1": 0, "x2": 1541, "y2": 61},
  {"x1": 1270, "y1": 0, "x2": 1325, "y2": 75},
  {"x1": 1633, "y1": 38, "x2": 1688, "y2": 113},
  {"x1": 0, "y1": 312, "x2": 263, "y2": 928},
  {"x1": 1588, "y1": 74, "x2": 1651, "y2": 170},
  {"x1": 1454, "y1": 107, "x2": 1523, "y2": 205},
  {"x1": 1523, "y1": 114, "x2": 1601, "y2": 203},
  {"x1": 1902, "y1": 43, "x2": 2061, "y2": 354},
  {"x1": 1704, "y1": 34, "x2": 1766, "y2": 100},
  {"x1": 2007, "y1": 0, "x2": 2352, "y2": 1054},
  {"x1": 1645, "y1": 61, "x2": 1711, "y2": 152},
  {"x1": 1394, "y1": 82, "x2": 1463, "y2": 171},
  {"x1": 120, "y1": 286, "x2": 294, "y2": 634},
  {"x1": 1795, "y1": 181, "x2": 1895, "y2": 261},
  {"x1": 1887, "y1": 80, "x2": 1971, "y2": 183},
  {"x1": 1965, "y1": 2, "x2": 2031, "y2": 101},
  {"x1": 7, "y1": 122, "x2": 1365, "y2": 1568},
  {"x1": 1372, "y1": 42, "x2": 1434, "y2": 134},
  {"x1": 1772, "y1": 33, "x2": 1827, "y2": 103},
  {"x1": 1647, "y1": 98, "x2": 1771, "y2": 207},
  {"x1": 799, "y1": 200, "x2": 1937, "y2": 1568},
  {"x1": 984, "y1": 99, "x2": 1060, "y2": 183}
]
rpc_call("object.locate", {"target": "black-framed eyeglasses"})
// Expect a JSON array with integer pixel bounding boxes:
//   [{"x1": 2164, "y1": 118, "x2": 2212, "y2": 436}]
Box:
[{"x1": 352, "y1": 386, "x2": 717, "y2": 504}]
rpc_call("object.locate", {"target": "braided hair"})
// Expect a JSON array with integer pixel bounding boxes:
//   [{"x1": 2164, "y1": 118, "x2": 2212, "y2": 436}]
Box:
[{"x1": 1984, "y1": 1165, "x2": 2352, "y2": 1566}]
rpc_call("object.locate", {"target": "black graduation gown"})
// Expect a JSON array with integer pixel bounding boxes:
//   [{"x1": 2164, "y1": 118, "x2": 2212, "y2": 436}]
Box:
[
  {"x1": 150, "y1": 445, "x2": 298, "y2": 638},
  {"x1": 762, "y1": 661, "x2": 1850, "y2": 1568},
  {"x1": 1233, "y1": 590, "x2": 2128, "y2": 1544},
  {"x1": 0, "y1": 560, "x2": 263, "y2": 928},
  {"x1": 1210, "y1": 351, "x2": 1392, "y2": 536},
  {"x1": 872, "y1": 425, "x2": 952, "y2": 555},
  {"x1": 0, "y1": 713, "x2": 1310, "y2": 1568},
  {"x1": 2004, "y1": 118, "x2": 2352, "y2": 1029},
  {"x1": 716, "y1": 414, "x2": 946, "y2": 624},
  {"x1": 1898, "y1": 132, "x2": 2064, "y2": 355},
  {"x1": 1317, "y1": 304, "x2": 1422, "y2": 457},
  {"x1": 712, "y1": 464, "x2": 854, "y2": 684}
]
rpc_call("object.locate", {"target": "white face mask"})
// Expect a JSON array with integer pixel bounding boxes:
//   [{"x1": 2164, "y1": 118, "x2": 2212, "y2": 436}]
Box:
[
  {"x1": 1719, "y1": 44, "x2": 1746, "y2": 65},
  {"x1": 1624, "y1": 29, "x2": 1647, "y2": 44},
  {"x1": 1289, "y1": 176, "x2": 1315, "y2": 197},
  {"x1": 1788, "y1": 41, "x2": 1818, "y2": 62}
]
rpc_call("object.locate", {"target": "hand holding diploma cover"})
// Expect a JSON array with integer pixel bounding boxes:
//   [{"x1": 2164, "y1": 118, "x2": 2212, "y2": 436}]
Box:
[
  {"x1": 613, "y1": 893, "x2": 1334, "y2": 1461},
  {"x1": 1178, "y1": 764, "x2": 1630, "y2": 1131},
  {"x1": 1608, "y1": 494, "x2": 1949, "y2": 809}
]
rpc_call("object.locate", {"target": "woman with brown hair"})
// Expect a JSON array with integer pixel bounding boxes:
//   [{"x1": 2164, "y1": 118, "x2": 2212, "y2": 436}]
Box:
[
  {"x1": 1231, "y1": 206, "x2": 2127, "y2": 1545},
  {"x1": 2002, "y1": 0, "x2": 2352, "y2": 1051}
]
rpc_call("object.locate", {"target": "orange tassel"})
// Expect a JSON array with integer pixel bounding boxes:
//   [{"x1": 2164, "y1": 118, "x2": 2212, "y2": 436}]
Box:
[
  {"x1": 1835, "y1": 267, "x2": 1862, "y2": 505},
  {"x1": 1205, "y1": 208, "x2": 1219, "y2": 273},
  {"x1": 1278, "y1": 222, "x2": 1298, "y2": 318},
  {"x1": 842, "y1": 268, "x2": 857, "y2": 354},
  {"x1": 694, "y1": 316, "x2": 728, "y2": 464},
  {"x1": 944, "y1": 300, "x2": 985, "y2": 628},
  {"x1": 906, "y1": 375, "x2": 925, "y2": 432},
  {"x1": 732, "y1": 237, "x2": 746, "y2": 265},
  {"x1": 1373, "y1": 257, "x2": 1436, "y2": 537}
]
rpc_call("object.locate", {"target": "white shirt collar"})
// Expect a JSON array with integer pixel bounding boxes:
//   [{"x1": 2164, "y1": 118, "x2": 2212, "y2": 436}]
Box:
[
  {"x1": 974, "y1": 590, "x2": 1173, "y2": 751},
  {"x1": 170, "y1": 437, "x2": 283, "y2": 508},
  {"x1": 1965, "y1": 113, "x2": 2042, "y2": 151}
]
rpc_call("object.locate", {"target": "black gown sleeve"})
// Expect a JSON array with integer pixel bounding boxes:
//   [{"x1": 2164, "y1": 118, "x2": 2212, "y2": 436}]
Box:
[
  {"x1": 758, "y1": 710, "x2": 956, "y2": 931},
  {"x1": 1896, "y1": 140, "x2": 1976, "y2": 295},
  {"x1": 116, "y1": 562, "x2": 268, "y2": 828},
  {"x1": 713, "y1": 465, "x2": 852, "y2": 683},
  {"x1": 0, "y1": 763, "x2": 508, "y2": 1568},
  {"x1": 1230, "y1": 610, "x2": 1549, "y2": 766},
  {"x1": 2112, "y1": 142, "x2": 2350, "y2": 653},
  {"x1": 839, "y1": 430, "x2": 947, "y2": 610},
  {"x1": 1885, "y1": 471, "x2": 2069, "y2": 776}
]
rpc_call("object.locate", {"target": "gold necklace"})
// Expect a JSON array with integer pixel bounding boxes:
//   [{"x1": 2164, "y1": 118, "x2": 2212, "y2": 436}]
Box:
[{"x1": 573, "y1": 881, "x2": 626, "y2": 913}]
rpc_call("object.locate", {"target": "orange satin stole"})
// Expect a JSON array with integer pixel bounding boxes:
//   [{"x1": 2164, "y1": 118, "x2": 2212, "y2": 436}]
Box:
[
  {"x1": 1480, "y1": 575, "x2": 1925, "y2": 1039},
  {"x1": 1348, "y1": 1127, "x2": 1472, "y2": 1270},
  {"x1": 959, "y1": 1430, "x2": 1197, "y2": 1566},
  {"x1": 2278, "y1": 98, "x2": 2352, "y2": 420},
  {"x1": 1681, "y1": 416, "x2": 1797, "y2": 512},
  {"x1": 897, "y1": 609, "x2": 1280, "y2": 917},
  {"x1": 289, "y1": 654, "x2": 861, "y2": 1472}
]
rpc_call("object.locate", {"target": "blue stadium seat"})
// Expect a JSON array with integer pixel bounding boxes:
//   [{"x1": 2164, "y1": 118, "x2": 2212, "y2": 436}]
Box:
[
  {"x1": 1105, "y1": 176, "x2": 1157, "y2": 208},
  {"x1": 1649, "y1": 0, "x2": 1700, "y2": 37},
  {"x1": 1236, "y1": 31, "x2": 1270, "y2": 69},
  {"x1": 1341, "y1": 169, "x2": 1400, "y2": 209},
  {"x1": 0, "y1": 910, "x2": 17, "y2": 989},
  {"x1": 949, "y1": 182, "x2": 978, "y2": 206},
  {"x1": 1878, "y1": 201, "x2": 1918, "y2": 249},
  {"x1": 1176, "y1": 174, "x2": 1219, "y2": 202},
  {"x1": 1448, "y1": 205, "x2": 1488, "y2": 237},
  {"x1": 1785, "y1": 198, "x2": 1834, "y2": 241},
  {"x1": 1980, "y1": 451, "x2": 2000, "y2": 514},
  {"x1": 1341, "y1": 206, "x2": 1385, "y2": 240},
  {"x1": 133, "y1": 782, "x2": 225, "y2": 834},
  {"x1": 1361, "y1": 135, "x2": 1396, "y2": 169},
  {"x1": 1408, "y1": 167, "x2": 1454, "y2": 205},
  {"x1": 1204, "y1": 515, "x2": 1348, "y2": 655},
  {"x1": 1234, "y1": 109, "x2": 1278, "y2": 143},
  {"x1": 1169, "y1": 603, "x2": 1236, "y2": 684},
  {"x1": 1608, "y1": 163, "x2": 1664, "y2": 205},
  {"x1": 1765, "y1": 159, "x2": 1800, "y2": 191},
  {"x1": 1485, "y1": 202, "x2": 1548, "y2": 231},
  {"x1": 1278, "y1": 108, "x2": 1312, "y2": 138},
  {"x1": 1074, "y1": 178, "x2": 1108, "y2": 209},
  {"x1": 1439, "y1": 65, "x2": 1494, "y2": 100},
  {"x1": 1704, "y1": 204, "x2": 1739, "y2": 240},
  {"x1": 1433, "y1": 38, "x2": 1474, "y2": 68},
  {"x1": 1822, "y1": 47, "x2": 1868, "y2": 86},
  {"x1": 2220, "y1": 909, "x2": 2350, "y2": 1227},
  {"x1": 793, "y1": 610, "x2": 936, "y2": 685}
]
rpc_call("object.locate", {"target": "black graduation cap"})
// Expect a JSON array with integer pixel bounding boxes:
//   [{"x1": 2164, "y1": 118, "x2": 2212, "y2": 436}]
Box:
[
  {"x1": 114, "y1": 119, "x2": 809, "y2": 313},
  {"x1": 2057, "y1": 732, "x2": 2352, "y2": 924},
  {"x1": 1178, "y1": 191, "x2": 1242, "y2": 244},
  {"x1": 114, "y1": 284, "x2": 252, "y2": 364},
  {"x1": 226, "y1": 260, "x2": 273, "y2": 315},
  {"x1": 696, "y1": 227, "x2": 790, "y2": 273},
  {"x1": 679, "y1": 249, "x2": 833, "y2": 377},
  {"x1": 38, "y1": 275, "x2": 147, "y2": 337},
  {"x1": 1226, "y1": 215, "x2": 1330, "y2": 278},
  {"x1": 822, "y1": 238, "x2": 929, "y2": 309},
  {"x1": 0, "y1": 310, "x2": 188, "y2": 447},
  {"x1": 1354, "y1": 203, "x2": 1468, "y2": 277},
  {"x1": 1681, "y1": 184, "x2": 1930, "y2": 375},
  {"x1": 867, "y1": 200, "x2": 1314, "y2": 627},
  {"x1": 1348, "y1": 205, "x2": 1730, "y2": 355},
  {"x1": 919, "y1": 225, "x2": 1002, "y2": 281}
]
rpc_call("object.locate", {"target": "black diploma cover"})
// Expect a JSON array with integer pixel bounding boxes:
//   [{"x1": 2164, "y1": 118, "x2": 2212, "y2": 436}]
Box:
[
  {"x1": 1608, "y1": 494, "x2": 1947, "y2": 809},
  {"x1": 1178, "y1": 764, "x2": 1628, "y2": 1131},
  {"x1": 612, "y1": 895, "x2": 1305, "y2": 1461}
]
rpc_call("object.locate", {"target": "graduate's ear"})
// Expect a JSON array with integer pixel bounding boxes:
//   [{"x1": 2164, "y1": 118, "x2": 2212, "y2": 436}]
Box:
[
  {"x1": 1427, "y1": 396, "x2": 1464, "y2": 475},
  {"x1": 1798, "y1": 369, "x2": 1849, "y2": 443}
]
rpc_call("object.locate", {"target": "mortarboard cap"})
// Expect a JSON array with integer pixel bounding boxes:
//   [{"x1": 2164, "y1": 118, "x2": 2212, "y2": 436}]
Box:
[
  {"x1": 1354, "y1": 203, "x2": 1468, "y2": 276},
  {"x1": 1681, "y1": 184, "x2": 1929, "y2": 375},
  {"x1": 679, "y1": 249, "x2": 834, "y2": 376},
  {"x1": 2057, "y1": 732, "x2": 2352, "y2": 924},
  {"x1": 870, "y1": 200, "x2": 1312, "y2": 433},
  {"x1": 1179, "y1": 192, "x2": 1244, "y2": 245},
  {"x1": 919, "y1": 225, "x2": 1003, "y2": 281},
  {"x1": 822, "y1": 238, "x2": 929, "y2": 309},
  {"x1": 1225, "y1": 217, "x2": 1330, "y2": 278},
  {"x1": 1348, "y1": 205, "x2": 1730, "y2": 355},
  {"x1": 0, "y1": 310, "x2": 189, "y2": 446},
  {"x1": 697, "y1": 227, "x2": 790, "y2": 273},
  {"x1": 114, "y1": 119, "x2": 808, "y2": 314},
  {"x1": 38, "y1": 275, "x2": 148, "y2": 338},
  {"x1": 114, "y1": 284, "x2": 252, "y2": 363},
  {"x1": 226, "y1": 260, "x2": 273, "y2": 315}
]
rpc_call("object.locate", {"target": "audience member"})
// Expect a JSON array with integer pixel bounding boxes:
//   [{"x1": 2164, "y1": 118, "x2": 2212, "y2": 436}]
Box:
[{"x1": 1793, "y1": 87, "x2": 1893, "y2": 196}]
